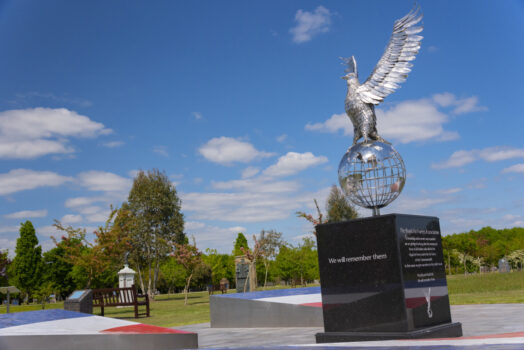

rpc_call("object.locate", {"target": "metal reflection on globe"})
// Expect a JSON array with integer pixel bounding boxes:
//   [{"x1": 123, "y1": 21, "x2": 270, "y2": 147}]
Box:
[{"x1": 338, "y1": 141, "x2": 406, "y2": 216}]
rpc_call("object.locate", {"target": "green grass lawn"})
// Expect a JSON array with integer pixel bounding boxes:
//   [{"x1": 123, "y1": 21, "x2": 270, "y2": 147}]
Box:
[
  {"x1": 100, "y1": 291, "x2": 212, "y2": 327},
  {"x1": 447, "y1": 269, "x2": 524, "y2": 305},
  {"x1": 2, "y1": 271, "x2": 523, "y2": 327}
]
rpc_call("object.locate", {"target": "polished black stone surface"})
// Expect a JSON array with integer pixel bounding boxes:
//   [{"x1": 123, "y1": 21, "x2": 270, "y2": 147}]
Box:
[{"x1": 315, "y1": 214, "x2": 461, "y2": 340}]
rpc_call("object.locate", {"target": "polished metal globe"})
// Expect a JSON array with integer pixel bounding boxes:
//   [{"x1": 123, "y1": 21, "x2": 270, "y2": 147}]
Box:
[{"x1": 338, "y1": 141, "x2": 406, "y2": 215}]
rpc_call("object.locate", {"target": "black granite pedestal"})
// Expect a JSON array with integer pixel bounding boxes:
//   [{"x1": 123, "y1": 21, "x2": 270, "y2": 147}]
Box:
[{"x1": 315, "y1": 214, "x2": 462, "y2": 343}]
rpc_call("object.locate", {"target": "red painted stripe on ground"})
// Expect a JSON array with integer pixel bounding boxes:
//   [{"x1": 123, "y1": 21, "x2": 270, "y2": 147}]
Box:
[
  {"x1": 301, "y1": 302, "x2": 322, "y2": 308},
  {"x1": 101, "y1": 324, "x2": 193, "y2": 334}
]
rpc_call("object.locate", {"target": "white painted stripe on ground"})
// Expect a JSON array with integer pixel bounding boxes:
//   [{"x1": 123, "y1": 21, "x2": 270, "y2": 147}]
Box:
[
  {"x1": 0, "y1": 315, "x2": 138, "y2": 335},
  {"x1": 257, "y1": 294, "x2": 322, "y2": 305},
  {"x1": 298, "y1": 337, "x2": 524, "y2": 347}
]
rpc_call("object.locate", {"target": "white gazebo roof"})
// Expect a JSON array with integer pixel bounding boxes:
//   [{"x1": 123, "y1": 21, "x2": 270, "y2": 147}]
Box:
[{"x1": 118, "y1": 264, "x2": 136, "y2": 275}]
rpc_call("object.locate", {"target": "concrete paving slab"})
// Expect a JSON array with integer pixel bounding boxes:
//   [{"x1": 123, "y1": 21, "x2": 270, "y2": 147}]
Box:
[{"x1": 176, "y1": 304, "x2": 524, "y2": 348}]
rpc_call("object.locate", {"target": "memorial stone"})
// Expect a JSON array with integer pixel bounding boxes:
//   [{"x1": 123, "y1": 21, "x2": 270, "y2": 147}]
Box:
[
  {"x1": 315, "y1": 214, "x2": 462, "y2": 342},
  {"x1": 64, "y1": 289, "x2": 93, "y2": 314},
  {"x1": 498, "y1": 258, "x2": 511, "y2": 273},
  {"x1": 235, "y1": 256, "x2": 250, "y2": 293},
  {"x1": 314, "y1": 4, "x2": 462, "y2": 342}
]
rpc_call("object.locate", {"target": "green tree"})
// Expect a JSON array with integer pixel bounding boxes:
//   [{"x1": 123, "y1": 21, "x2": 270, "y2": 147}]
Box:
[
  {"x1": 42, "y1": 243, "x2": 75, "y2": 300},
  {"x1": 10, "y1": 221, "x2": 42, "y2": 302},
  {"x1": 233, "y1": 233, "x2": 249, "y2": 256},
  {"x1": 274, "y1": 238, "x2": 319, "y2": 286},
  {"x1": 53, "y1": 208, "x2": 130, "y2": 289},
  {"x1": 0, "y1": 250, "x2": 10, "y2": 287},
  {"x1": 325, "y1": 185, "x2": 358, "y2": 222},
  {"x1": 507, "y1": 250, "x2": 524, "y2": 270},
  {"x1": 174, "y1": 240, "x2": 203, "y2": 305},
  {"x1": 124, "y1": 169, "x2": 185, "y2": 298},
  {"x1": 159, "y1": 256, "x2": 187, "y2": 294},
  {"x1": 202, "y1": 249, "x2": 235, "y2": 287},
  {"x1": 257, "y1": 230, "x2": 283, "y2": 287}
]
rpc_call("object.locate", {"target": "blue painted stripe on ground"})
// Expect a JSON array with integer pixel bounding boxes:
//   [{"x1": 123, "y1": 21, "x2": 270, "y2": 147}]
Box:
[
  {"x1": 0, "y1": 309, "x2": 92, "y2": 329},
  {"x1": 216, "y1": 286, "x2": 321, "y2": 300}
]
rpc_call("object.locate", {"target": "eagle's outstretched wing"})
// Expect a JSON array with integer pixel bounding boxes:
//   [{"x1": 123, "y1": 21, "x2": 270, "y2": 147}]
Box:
[{"x1": 356, "y1": 5, "x2": 423, "y2": 105}]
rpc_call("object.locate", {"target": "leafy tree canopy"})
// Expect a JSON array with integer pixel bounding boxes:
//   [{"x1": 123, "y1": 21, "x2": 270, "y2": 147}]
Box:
[
  {"x1": 326, "y1": 185, "x2": 358, "y2": 223},
  {"x1": 233, "y1": 233, "x2": 249, "y2": 257},
  {"x1": 10, "y1": 221, "x2": 42, "y2": 298}
]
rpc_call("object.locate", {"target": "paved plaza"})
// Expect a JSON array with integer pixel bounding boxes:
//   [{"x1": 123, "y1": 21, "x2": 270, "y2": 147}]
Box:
[{"x1": 177, "y1": 304, "x2": 524, "y2": 348}]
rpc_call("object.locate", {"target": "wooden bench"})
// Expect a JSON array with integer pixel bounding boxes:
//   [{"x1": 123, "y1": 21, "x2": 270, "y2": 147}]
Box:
[{"x1": 92, "y1": 285, "x2": 149, "y2": 318}]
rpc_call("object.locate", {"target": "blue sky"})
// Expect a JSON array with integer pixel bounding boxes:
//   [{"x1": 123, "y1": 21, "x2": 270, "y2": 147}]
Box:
[{"x1": 1, "y1": 0, "x2": 524, "y2": 255}]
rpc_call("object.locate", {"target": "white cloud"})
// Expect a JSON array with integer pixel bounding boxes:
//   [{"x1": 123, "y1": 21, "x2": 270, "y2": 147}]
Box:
[
  {"x1": 305, "y1": 113, "x2": 352, "y2": 135},
  {"x1": 192, "y1": 112, "x2": 203, "y2": 120},
  {"x1": 63, "y1": 171, "x2": 132, "y2": 225},
  {"x1": 502, "y1": 163, "x2": 524, "y2": 174},
  {"x1": 77, "y1": 206, "x2": 103, "y2": 215},
  {"x1": 427, "y1": 45, "x2": 439, "y2": 53},
  {"x1": 387, "y1": 196, "x2": 452, "y2": 213},
  {"x1": 0, "y1": 169, "x2": 72, "y2": 196},
  {"x1": 432, "y1": 93, "x2": 487, "y2": 115},
  {"x1": 0, "y1": 225, "x2": 20, "y2": 233},
  {"x1": 102, "y1": 141, "x2": 124, "y2": 148},
  {"x1": 263, "y1": 152, "x2": 328, "y2": 177},
  {"x1": 185, "y1": 150, "x2": 331, "y2": 224},
  {"x1": 77, "y1": 171, "x2": 132, "y2": 193},
  {"x1": 61, "y1": 214, "x2": 83, "y2": 224},
  {"x1": 193, "y1": 177, "x2": 203, "y2": 184},
  {"x1": 38, "y1": 225, "x2": 61, "y2": 238},
  {"x1": 65, "y1": 196, "x2": 105, "y2": 208},
  {"x1": 153, "y1": 145, "x2": 169, "y2": 157},
  {"x1": 199, "y1": 137, "x2": 273, "y2": 165},
  {"x1": 4, "y1": 209, "x2": 47, "y2": 219},
  {"x1": 86, "y1": 212, "x2": 109, "y2": 223},
  {"x1": 432, "y1": 150, "x2": 478, "y2": 169},
  {"x1": 185, "y1": 221, "x2": 247, "y2": 253},
  {"x1": 241, "y1": 166, "x2": 260, "y2": 179},
  {"x1": 436, "y1": 188, "x2": 463, "y2": 195},
  {"x1": 0, "y1": 238, "x2": 16, "y2": 256},
  {"x1": 290, "y1": 6, "x2": 332, "y2": 43},
  {"x1": 276, "y1": 134, "x2": 287, "y2": 143},
  {"x1": 212, "y1": 178, "x2": 300, "y2": 193},
  {"x1": 377, "y1": 99, "x2": 458, "y2": 143},
  {"x1": 432, "y1": 93, "x2": 456, "y2": 107},
  {"x1": 433, "y1": 146, "x2": 524, "y2": 169},
  {"x1": 0, "y1": 108, "x2": 111, "y2": 159},
  {"x1": 183, "y1": 191, "x2": 314, "y2": 223},
  {"x1": 305, "y1": 94, "x2": 486, "y2": 144}
]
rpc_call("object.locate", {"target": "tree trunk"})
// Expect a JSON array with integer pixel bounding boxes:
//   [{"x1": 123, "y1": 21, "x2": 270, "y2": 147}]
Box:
[
  {"x1": 137, "y1": 264, "x2": 146, "y2": 294},
  {"x1": 184, "y1": 273, "x2": 192, "y2": 305},
  {"x1": 152, "y1": 258, "x2": 160, "y2": 299},
  {"x1": 264, "y1": 261, "x2": 269, "y2": 287},
  {"x1": 249, "y1": 262, "x2": 256, "y2": 292},
  {"x1": 148, "y1": 260, "x2": 153, "y2": 299}
]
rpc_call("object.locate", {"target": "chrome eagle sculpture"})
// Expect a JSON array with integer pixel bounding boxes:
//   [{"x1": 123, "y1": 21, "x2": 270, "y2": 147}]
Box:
[{"x1": 342, "y1": 5, "x2": 423, "y2": 145}]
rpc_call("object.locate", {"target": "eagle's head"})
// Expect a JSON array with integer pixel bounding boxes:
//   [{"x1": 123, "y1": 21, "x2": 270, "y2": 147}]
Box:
[{"x1": 341, "y1": 56, "x2": 358, "y2": 81}]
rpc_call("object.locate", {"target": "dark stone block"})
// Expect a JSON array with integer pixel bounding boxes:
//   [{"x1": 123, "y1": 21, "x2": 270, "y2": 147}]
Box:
[
  {"x1": 315, "y1": 214, "x2": 462, "y2": 342},
  {"x1": 316, "y1": 322, "x2": 463, "y2": 343},
  {"x1": 64, "y1": 289, "x2": 92, "y2": 314}
]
